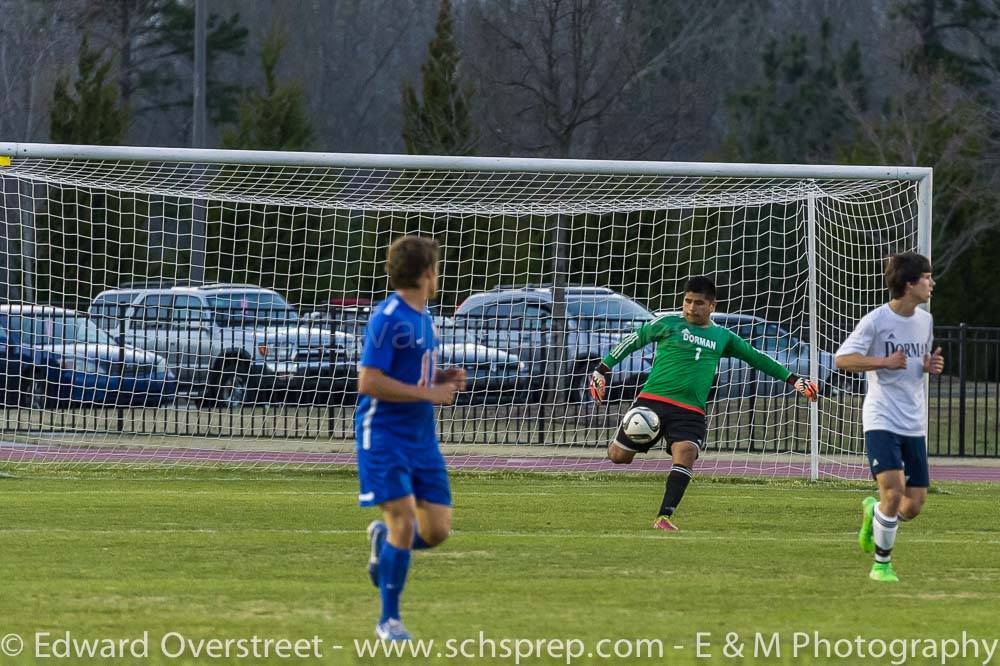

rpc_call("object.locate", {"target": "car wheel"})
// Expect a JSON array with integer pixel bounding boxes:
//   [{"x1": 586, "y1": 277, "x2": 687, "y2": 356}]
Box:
[
  {"x1": 216, "y1": 368, "x2": 249, "y2": 407},
  {"x1": 204, "y1": 361, "x2": 252, "y2": 408},
  {"x1": 21, "y1": 374, "x2": 48, "y2": 410}
]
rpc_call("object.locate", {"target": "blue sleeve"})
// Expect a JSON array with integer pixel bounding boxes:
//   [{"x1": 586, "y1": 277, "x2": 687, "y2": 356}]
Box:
[{"x1": 360, "y1": 310, "x2": 394, "y2": 373}]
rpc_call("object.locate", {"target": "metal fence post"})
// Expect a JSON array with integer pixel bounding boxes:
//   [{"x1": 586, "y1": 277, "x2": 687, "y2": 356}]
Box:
[
  {"x1": 538, "y1": 214, "x2": 569, "y2": 444},
  {"x1": 118, "y1": 305, "x2": 127, "y2": 434},
  {"x1": 958, "y1": 322, "x2": 967, "y2": 457}
]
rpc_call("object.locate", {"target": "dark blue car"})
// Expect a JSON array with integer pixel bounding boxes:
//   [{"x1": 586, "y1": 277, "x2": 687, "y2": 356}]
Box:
[{"x1": 0, "y1": 305, "x2": 178, "y2": 408}]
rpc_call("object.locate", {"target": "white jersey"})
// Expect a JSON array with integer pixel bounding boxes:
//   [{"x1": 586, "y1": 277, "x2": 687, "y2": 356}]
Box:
[{"x1": 835, "y1": 304, "x2": 933, "y2": 436}]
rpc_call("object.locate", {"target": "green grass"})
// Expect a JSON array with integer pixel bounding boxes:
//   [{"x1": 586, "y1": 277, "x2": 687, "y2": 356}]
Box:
[{"x1": 1, "y1": 468, "x2": 999, "y2": 665}]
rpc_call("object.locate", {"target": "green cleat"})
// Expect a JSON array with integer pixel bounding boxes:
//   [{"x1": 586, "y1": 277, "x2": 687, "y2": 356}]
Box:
[
  {"x1": 858, "y1": 496, "x2": 877, "y2": 554},
  {"x1": 869, "y1": 562, "x2": 899, "y2": 582}
]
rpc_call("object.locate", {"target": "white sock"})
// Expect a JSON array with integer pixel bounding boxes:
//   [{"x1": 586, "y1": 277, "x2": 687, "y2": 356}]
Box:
[{"x1": 873, "y1": 505, "x2": 898, "y2": 563}]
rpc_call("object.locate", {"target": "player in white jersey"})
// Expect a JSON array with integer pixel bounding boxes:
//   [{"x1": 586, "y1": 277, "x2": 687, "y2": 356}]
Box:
[{"x1": 835, "y1": 252, "x2": 944, "y2": 582}]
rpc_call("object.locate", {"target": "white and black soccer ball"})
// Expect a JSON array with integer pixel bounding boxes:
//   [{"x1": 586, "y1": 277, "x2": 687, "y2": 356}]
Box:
[{"x1": 622, "y1": 406, "x2": 660, "y2": 445}]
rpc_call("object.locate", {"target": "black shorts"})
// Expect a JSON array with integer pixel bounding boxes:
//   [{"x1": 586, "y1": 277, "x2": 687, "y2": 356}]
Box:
[{"x1": 614, "y1": 396, "x2": 707, "y2": 454}]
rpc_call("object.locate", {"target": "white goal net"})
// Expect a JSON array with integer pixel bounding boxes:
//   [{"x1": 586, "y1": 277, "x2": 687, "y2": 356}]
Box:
[{"x1": 0, "y1": 144, "x2": 931, "y2": 478}]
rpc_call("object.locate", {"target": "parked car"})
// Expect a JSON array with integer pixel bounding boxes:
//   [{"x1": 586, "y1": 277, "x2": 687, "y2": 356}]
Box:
[
  {"x1": 437, "y1": 326, "x2": 534, "y2": 405},
  {"x1": 453, "y1": 286, "x2": 655, "y2": 402},
  {"x1": 0, "y1": 305, "x2": 176, "y2": 408},
  {"x1": 307, "y1": 305, "x2": 536, "y2": 405},
  {"x1": 654, "y1": 310, "x2": 835, "y2": 398},
  {"x1": 88, "y1": 284, "x2": 356, "y2": 406}
]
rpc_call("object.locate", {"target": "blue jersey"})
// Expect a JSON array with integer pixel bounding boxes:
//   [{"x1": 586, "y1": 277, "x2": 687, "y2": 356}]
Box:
[{"x1": 355, "y1": 293, "x2": 439, "y2": 450}]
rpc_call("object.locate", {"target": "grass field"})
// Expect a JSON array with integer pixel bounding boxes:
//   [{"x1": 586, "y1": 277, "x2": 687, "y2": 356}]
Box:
[{"x1": 1, "y1": 468, "x2": 999, "y2": 665}]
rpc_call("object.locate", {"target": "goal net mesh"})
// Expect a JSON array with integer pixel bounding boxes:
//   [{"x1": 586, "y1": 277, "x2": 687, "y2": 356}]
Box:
[{"x1": 0, "y1": 154, "x2": 922, "y2": 477}]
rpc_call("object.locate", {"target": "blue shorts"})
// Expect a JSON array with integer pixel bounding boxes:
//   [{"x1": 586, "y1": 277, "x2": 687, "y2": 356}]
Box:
[
  {"x1": 356, "y1": 443, "x2": 451, "y2": 508},
  {"x1": 864, "y1": 430, "x2": 929, "y2": 488}
]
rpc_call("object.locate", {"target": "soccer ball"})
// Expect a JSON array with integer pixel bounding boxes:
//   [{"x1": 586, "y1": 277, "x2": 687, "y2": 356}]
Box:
[{"x1": 622, "y1": 406, "x2": 660, "y2": 445}]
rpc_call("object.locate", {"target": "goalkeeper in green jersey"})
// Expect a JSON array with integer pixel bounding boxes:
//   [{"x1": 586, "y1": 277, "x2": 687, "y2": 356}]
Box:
[{"x1": 588, "y1": 276, "x2": 819, "y2": 531}]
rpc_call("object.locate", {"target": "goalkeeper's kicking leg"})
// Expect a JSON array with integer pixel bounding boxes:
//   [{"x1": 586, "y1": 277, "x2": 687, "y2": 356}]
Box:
[
  {"x1": 652, "y1": 440, "x2": 698, "y2": 531},
  {"x1": 606, "y1": 406, "x2": 702, "y2": 532}
]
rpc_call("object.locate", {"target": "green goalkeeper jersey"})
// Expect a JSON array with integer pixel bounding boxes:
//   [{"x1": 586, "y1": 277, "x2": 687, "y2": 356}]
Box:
[{"x1": 601, "y1": 315, "x2": 792, "y2": 413}]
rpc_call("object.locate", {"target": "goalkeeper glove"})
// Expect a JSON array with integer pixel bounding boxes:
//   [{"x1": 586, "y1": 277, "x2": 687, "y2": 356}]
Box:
[
  {"x1": 788, "y1": 374, "x2": 819, "y2": 402},
  {"x1": 589, "y1": 364, "x2": 611, "y2": 404}
]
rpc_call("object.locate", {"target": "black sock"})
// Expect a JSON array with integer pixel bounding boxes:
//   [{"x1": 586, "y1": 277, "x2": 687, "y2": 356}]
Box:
[{"x1": 658, "y1": 465, "x2": 693, "y2": 517}]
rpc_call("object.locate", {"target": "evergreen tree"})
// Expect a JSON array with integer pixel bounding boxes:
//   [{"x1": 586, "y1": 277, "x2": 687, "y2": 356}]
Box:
[
  {"x1": 82, "y1": 0, "x2": 247, "y2": 129},
  {"x1": 894, "y1": 0, "x2": 1000, "y2": 87},
  {"x1": 50, "y1": 35, "x2": 128, "y2": 144},
  {"x1": 401, "y1": 0, "x2": 476, "y2": 155},
  {"x1": 725, "y1": 19, "x2": 868, "y2": 164},
  {"x1": 43, "y1": 36, "x2": 131, "y2": 307},
  {"x1": 221, "y1": 30, "x2": 314, "y2": 150}
]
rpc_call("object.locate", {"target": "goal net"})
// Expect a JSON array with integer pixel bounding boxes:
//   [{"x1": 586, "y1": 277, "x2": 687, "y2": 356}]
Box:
[{"x1": 0, "y1": 145, "x2": 930, "y2": 478}]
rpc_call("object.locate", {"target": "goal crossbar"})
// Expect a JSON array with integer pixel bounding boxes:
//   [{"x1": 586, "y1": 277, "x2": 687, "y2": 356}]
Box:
[{"x1": 1, "y1": 142, "x2": 932, "y2": 181}]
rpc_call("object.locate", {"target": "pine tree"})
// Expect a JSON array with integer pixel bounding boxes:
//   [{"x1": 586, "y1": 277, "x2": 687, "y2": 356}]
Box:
[
  {"x1": 81, "y1": 0, "x2": 248, "y2": 129},
  {"x1": 50, "y1": 35, "x2": 128, "y2": 144},
  {"x1": 221, "y1": 30, "x2": 314, "y2": 150},
  {"x1": 401, "y1": 0, "x2": 476, "y2": 155},
  {"x1": 724, "y1": 19, "x2": 867, "y2": 164}
]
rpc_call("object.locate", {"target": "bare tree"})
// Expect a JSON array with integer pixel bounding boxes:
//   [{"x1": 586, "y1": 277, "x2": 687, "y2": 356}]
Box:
[
  {"x1": 843, "y1": 69, "x2": 1000, "y2": 277},
  {"x1": 463, "y1": 0, "x2": 751, "y2": 160},
  {"x1": 0, "y1": 1, "x2": 79, "y2": 140}
]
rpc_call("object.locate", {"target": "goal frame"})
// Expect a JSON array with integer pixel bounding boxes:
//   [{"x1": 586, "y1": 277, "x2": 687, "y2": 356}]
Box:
[{"x1": 0, "y1": 142, "x2": 933, "y2": 480}]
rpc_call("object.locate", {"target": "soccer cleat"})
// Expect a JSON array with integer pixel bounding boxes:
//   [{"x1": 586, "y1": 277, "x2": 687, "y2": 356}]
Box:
[
  {"x1": 858, "y1": 496, "x2": 877, "y2": 554},
  {"x1": 869, "y1": 562, "x2": 899, "y2": 582},
  {"x1": 375, "y1": 618, "x2": 412, "y2": 641},
  {"x1": 366, "y1": 520, "x2": 388, "y2": 587},
  {"x1": 652, "y1": 515, "x2": 678, "y2": 531}
]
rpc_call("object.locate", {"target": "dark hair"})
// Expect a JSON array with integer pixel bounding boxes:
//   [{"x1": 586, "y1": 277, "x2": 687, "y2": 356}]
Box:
[
  {"x1": 684, "y1": 276, "x2": 716, "y2": 301},
  {"x1": 884, "y1": 252, "x2": 931, "y2": 299},
  {"x1": 385, "y1": 236, "x2": 440, "y2": 289}
]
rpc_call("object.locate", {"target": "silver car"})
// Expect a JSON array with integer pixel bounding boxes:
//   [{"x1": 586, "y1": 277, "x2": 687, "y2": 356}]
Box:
[{"x1": 89, "y1": 284, "x2": 357, "y2": 406}]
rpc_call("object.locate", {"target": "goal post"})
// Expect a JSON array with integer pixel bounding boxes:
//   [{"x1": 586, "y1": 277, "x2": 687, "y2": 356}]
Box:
[{"x1": 0, "y1": 142, "x2": 932, "y2": 479}]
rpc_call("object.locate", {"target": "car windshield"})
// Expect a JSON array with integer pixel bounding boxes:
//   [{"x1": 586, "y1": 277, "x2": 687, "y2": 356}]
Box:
[
  {"x1": 208, "y1": 293, "x2": 299, "y2": 326},
  {"x1": 438, "y1": 324, "x2": 475, "y2": 345},
  {"x1": 332, "y1": 311, "x2": 370, "y2": 337},
  {"x1": 727, "y1": 320, "x2": 799, "y2": 353},
  {"x1": 567, "y1": 296, "x2": 653, "y2": 331},
  {"x1": 14, "y1": 314, "x2": 117, "y2": 347}
]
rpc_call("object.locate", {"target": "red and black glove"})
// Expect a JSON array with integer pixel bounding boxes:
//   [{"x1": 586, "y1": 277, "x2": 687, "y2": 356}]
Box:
[
  {"x1": 589, "y1": 364, "x2": 611, "y2": 404},
  {"x1": 788, "y1": 374, "x2": 819, "y2": 402}
]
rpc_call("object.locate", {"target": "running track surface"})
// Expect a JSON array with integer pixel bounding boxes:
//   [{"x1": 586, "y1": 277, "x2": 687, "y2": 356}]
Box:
[{"x1": 1, "y1": 442, "x2": 998, "y2": 482}]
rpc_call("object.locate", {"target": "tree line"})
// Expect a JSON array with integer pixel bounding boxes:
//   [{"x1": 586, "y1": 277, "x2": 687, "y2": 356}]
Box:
[{"x1": 4, "y1": 0, "x2": 1000, "y2": 326}]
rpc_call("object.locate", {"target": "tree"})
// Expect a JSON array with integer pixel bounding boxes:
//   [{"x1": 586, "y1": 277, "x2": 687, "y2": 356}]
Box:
[
  {"x1": 464, "y1": 0, "x2": 751, "y2": 160},
  {"x1": 725, "y1": 18, "x2": 868, "y2": 163},
  {"x1": 466, "y1": 0, "x2": 642, "y2": 158},
  {"x1": 221, "y1": 30, "x2": 314, "y2": 151},
  {"x1": 80, "y1": 0, "x2": 247, "y2": 137},
  {"x1": 401, "y1": 0, "x2": 476, "y2": 155},
  {"x1": 875, "y1": 0, "x2": 1000, "y2": 323},
  {"x1": 0, "y1": 0, "x2": 79, "y2": 141},
  {"x1": 894, "y1": 0, "x2": 1000, "y2": 87},
  {"x1": 845, "y1": 72, "x2": 997, "y2": 266},
  {"x1": 50, "y1": 34, "x2": 128, "y2": 144},
  {"x1": 42, "y1": 36, "x2": 131, "y2": 308}
]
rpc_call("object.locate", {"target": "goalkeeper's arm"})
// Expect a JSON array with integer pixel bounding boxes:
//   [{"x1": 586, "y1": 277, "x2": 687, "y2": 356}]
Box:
[
  {"x1": 589, "y1": 318, "x2": 666, "y2": 404},
  {"x1": 725, "y1": 334, "x2": 819, "y2": 402}
]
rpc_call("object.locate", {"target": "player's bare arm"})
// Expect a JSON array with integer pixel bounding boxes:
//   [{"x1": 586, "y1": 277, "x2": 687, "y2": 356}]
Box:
[
  {"x1": 835, "y1": 349, "x2": 907, "y2": 372},
  {"x1": 358, "y1": 367, "x2": 457, "y2": 405}
]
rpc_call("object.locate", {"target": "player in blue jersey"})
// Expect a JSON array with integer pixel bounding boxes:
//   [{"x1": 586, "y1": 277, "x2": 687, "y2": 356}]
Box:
[{"x1": 356, "y1": 235, "x2": 466, "y2": 641}]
